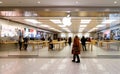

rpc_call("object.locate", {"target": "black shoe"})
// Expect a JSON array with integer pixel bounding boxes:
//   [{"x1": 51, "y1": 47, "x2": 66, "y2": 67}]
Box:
[
  {"x1": 72, "y1": 60, "x2": 75, "y2": 62},
  {"x1": 76, "y1": 61, "x2": 80, "y2": 63}
]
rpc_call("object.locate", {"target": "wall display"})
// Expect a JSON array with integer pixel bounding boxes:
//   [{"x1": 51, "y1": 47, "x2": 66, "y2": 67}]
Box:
[
  {"x1": 111, "y1": 28, "x2": 120, "y2": 40},
  {"x1": 1, "y1": 24, "x2": 19, "y2": 37},
  {"x1": 24, "y1": 28, "x2": 36, "y2": 38}
]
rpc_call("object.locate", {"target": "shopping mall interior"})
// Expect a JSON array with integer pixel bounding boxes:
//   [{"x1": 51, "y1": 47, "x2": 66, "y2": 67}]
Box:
[{"x1": 0, "y1": 0, "x2": 120, "y2": 74}]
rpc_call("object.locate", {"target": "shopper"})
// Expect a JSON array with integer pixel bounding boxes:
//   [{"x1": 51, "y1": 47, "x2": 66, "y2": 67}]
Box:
[
  {"x1": 23, "y1": 36, "x2": 29, "y2": 50},
  {"x1": 48, "y1": 36, "x2": 53, "y2": 50},
  {"x1": 72, "y1": 35, "x2": 81, "y2": 63},
  {"x1": 68, "y1": 37, "x2": 72, "y2": 46},
  {"x1": 18, "y1": 36, "x2": 23, "y2": 51},
  {"x1": 81, "y1": 36, "x2": 87, "y2": 51}
]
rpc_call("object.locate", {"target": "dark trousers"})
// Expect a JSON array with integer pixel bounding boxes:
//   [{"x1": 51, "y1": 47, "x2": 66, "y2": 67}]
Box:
[
  {"x1": 24, "y1": 44, "x2": 28, "y2": 50},
  {"x1": 82, "y1": 45, "x2": 87, "y2": 51},
  {"x1": 19, "y1": 41, "x2": 22, "y2": 50},
  {"x1": 73, "y1": 54, "x2": 80, "y2": 62},
  {"x1": 49, "y1": 44, "x2": 53, "y2": 50},
  {"x1": 68, "y1": 42, "x2": 71, "y2": 46}
]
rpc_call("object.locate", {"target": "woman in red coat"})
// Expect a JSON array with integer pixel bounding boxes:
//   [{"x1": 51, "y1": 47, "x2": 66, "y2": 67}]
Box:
[{"x1": 72, "y1": 35, "x2": 81, "y2": 63}]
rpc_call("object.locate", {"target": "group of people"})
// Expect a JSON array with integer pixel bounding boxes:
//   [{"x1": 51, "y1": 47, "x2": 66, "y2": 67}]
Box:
[{"x1": 18, "y1": 36, "x2": 29, "y2": 51}]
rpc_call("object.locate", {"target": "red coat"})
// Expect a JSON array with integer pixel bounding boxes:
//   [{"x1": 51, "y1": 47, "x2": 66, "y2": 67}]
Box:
[{"x1": 72, "y1": 37, "x2": 81, "y2": 54}]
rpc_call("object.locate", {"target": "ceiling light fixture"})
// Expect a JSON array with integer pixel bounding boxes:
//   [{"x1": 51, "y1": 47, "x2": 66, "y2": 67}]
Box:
[
  {"x1": 80, "y1": 19, "x2": 91, "y2": 24},
  {"x1": 76, "y1": 1, "x2": 78, "y2": 4},
  {"x1": 0, "y1": 1, "x2": 3, "y2": 3},
  {"x1": 40, "y1": 25, "x2": 50, "y2": 27},
  {"x1": 62, "y1": 14, "x2": 72, "y2": 26},
  {"x1": 80, "y1": 25, "x2": 87, "y2": 27},
  {"x1": 58, "y1": 25, "x2": 66, "y2": 27},
  {"x1": 50, "y1": 19, "x2": 62, "y2": 24},
  {"x1": 37, "y1": 1, "x2": 41, "y2": 3},
  {"x1": 114, "y1": 1, "x2": 117, "y2": 4},
  {"x1": 102, "y1": 20, "x2": 116, "y2": 24},
  {"x1": 96, "y1": 25, "x2": 104, "y2": 27},
  {"x1": 24, "y1": 19, "x2": 41, "y2": 24}
]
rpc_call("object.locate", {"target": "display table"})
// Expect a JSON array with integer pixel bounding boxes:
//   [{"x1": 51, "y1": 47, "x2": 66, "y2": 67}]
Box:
[
  {"x1": 98, "y1": 40, "x2": 120, "y2": 50},
  {"x1": 29, "y1": 41, "x2": 44, "y2": 50},
  {"x1": 48, "y1": 41, "x2": 65, "y2": 50},
  {"x1": 80, "y1": 42, "x2": 93, "y2": 51}
]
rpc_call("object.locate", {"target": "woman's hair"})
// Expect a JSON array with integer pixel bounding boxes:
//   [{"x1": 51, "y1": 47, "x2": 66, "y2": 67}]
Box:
[{"x1": 73, "y1": 35, "x2": 79, "y2": 46}]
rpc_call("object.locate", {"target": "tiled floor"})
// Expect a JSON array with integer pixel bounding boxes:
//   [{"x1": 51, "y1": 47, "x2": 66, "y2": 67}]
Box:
[
  {"x1": 0, "y1": 44, "x2": 120, "y2": 74},
  {"x1": 0, "y1": 58, "x2": 120, "y2": 74}
]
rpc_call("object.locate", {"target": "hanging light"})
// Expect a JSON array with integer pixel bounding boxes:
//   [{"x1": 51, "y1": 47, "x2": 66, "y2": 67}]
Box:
[{"x1": 62, "y1": 14, "x2": 72, "y2": 26}]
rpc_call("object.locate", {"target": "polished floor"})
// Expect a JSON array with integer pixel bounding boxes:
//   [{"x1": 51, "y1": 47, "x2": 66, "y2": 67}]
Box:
[
  {"x1": 0, "y1": 44, "x2": 120, "y2": 74},
  {"x1": 0, "y1": 58, "x2": 120, "y2": 74}
]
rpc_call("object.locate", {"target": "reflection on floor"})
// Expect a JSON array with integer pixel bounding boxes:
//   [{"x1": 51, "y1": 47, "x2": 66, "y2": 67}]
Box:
[{"x1": 0, "y1": 58, "x2": 120, "y2": 74}]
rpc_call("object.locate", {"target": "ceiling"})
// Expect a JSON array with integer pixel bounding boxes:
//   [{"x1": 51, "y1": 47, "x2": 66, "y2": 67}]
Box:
[
  {"x1": 0, "y1": 0, "x2": 120, "y2": 33},
  {"x1": 0, "y1": 0, "x2": 120, "y2": 7}
]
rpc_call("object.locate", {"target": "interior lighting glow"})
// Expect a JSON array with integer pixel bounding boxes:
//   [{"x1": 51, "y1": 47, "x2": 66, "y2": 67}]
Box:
[
  {"x1": 40, "y1": 25, "x2": 50, "y2": 27},
  {"x1": 0, "y1": 1, "x2": 3, "y2": 3},
  {"x1": 96, "y1": 25, "x2": 104, "y2": 27},
  {"x1": 102, "y1": 20, "x2": 116, "y2": 24},
  {"x1": 50, "y1": 19, "x2": 62, "y2": 24},
  {"x1": 24, "y1": 19, "x2": 41, "y2": 23},
  {"x1": 58, "y1": 25, "x2": 66, "y2": 27},
  {"x1": 37, "y1": 1, "x2": 41, "y2": 3},
  {"x1": 80, "y1": 19, "x2": 91, "y2": 24},
  {"x1": 80, "y1": 25, "x2": 87, "y2": 27}
]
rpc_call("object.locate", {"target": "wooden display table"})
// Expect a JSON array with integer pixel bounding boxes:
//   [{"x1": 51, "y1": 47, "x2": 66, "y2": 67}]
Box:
[
  {"x1": 48, "y1": 41, "x2": 65, "y2": 50},
  {"x1": 80, "y1": 42, "x2": 93, "y2": 51},
  {"x1": 98, "y1": 40, "x2": 120, "y2": 50},
  {"x1": 29, "y1": 41, "x2": 44, "y2": 50}
]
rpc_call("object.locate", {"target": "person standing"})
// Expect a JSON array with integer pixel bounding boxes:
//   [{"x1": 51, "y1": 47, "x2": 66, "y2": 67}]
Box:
[
  {"x1": 81, "y1": 36, "x2": 87, "y2": 51},
  {"x1": 68, "y1": 37, "x2": 72, "y2": 46},
  {"x1": 48, "y1": 36, "x2": 53, "y2": 50},
  {"x1": 18, "y1": 36, "x2": 23, "y2": 51},
  {"x1": 72, "y1": 35, "x2": 81, "y2": 63},
  {"x1": 23, "y1": 37, "x2": 29, "y2": 50}
]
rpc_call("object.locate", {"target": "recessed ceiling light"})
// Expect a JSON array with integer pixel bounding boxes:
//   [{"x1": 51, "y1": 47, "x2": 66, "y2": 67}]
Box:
[
  {"x1": 114, "y1": 1, "x2": 117, "y2": 4},
  {"x1": 80, "y1": 19, "x2": 91, "y2": 24},
  {"x1": 76, "y1": 1, "x2": 78, "y2": 4},
  {"x1": 0, "y1": 1, "x2": 3, "y2": 3},
  {"x1": 50, "y1": 19, "x2": 62, "y2": 24},
  {"x1": 80, "y1": 25, "x2": 87, "y2": 27},
  {"x1": 40, "y1": 25, "x2": 50, "y2": 27},
  {"x1": 37, "y1": 1, "x2": 40, "y2": 4},
  {"x1": 102, "y1": 20, "x2": 116, "y2": 24},
  {"x1": 45, "y1": 9, "x2": 50, "y2": 11},
  {"x1": 75, "y1": 9, "x2": 79, "y2": 11},
  {"x1": 58, "y1": 25, "x2": 66, "y2": 27},
  {"x1": 24, "y1": 19, "x2": 41, "y2": 24},
  {"x1": 96, "y1": 25, "x2": 104, "y2": 27}
]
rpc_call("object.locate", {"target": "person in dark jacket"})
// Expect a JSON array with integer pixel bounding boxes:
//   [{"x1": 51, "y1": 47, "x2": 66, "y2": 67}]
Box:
[
  {"x1": 81, "y1": 36, "x2": 87, "y2": 51},
  {"x1": 18, "y1": 36, "x2": 23, "y2": 51},
  {"x1": 48, "y1": 36, "x2": 53, "y2": 50},
  {"x1": 68, "y1": 37, "x2": 72, "y2": 46},
  {"x1": 72, "y1": 35, "x2": 81, "y2": 63},
  {"x1": 23, "y1": 37, "x2": 29, "y2": 50}
]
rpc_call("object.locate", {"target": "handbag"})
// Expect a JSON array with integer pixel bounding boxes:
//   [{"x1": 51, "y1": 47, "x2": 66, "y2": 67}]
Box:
[{"x1": 72, "y1": 46, "x2": 79, "y2": 53}]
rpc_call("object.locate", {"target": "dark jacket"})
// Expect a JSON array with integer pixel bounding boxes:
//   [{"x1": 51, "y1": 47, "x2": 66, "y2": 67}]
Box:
[{"x1": 81, "y1": 37, "x2": 87, "y2": 45}]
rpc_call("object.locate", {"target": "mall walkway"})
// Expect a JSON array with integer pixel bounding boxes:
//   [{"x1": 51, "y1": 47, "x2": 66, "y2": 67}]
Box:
[
  {"x1": 0, "y1": 44, "x2": 120, "y2": 74},
  {"x1": 0, "y1": 58, "x2": 120, "y2": 74}
]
